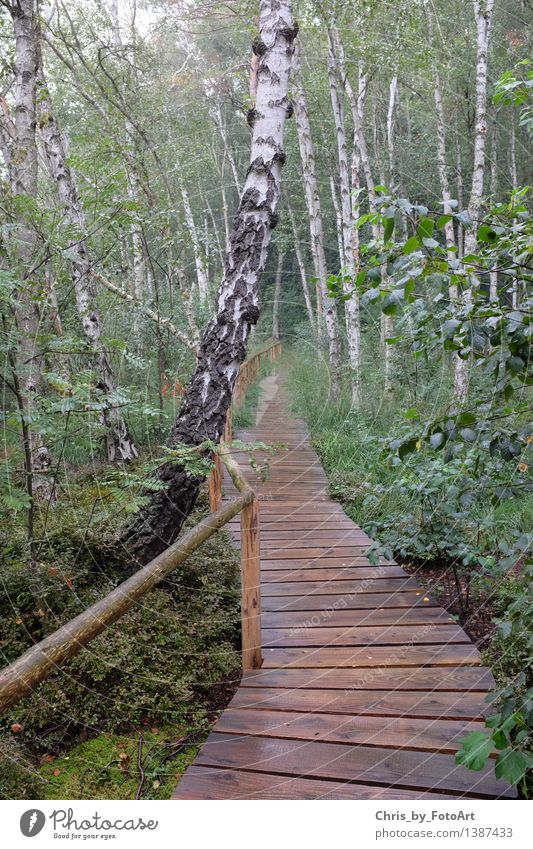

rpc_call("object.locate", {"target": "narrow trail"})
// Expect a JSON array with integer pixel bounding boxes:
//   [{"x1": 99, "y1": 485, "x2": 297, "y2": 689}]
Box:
[{"x1": 173, "y1": 370, "x2": 513, "y2": 799}]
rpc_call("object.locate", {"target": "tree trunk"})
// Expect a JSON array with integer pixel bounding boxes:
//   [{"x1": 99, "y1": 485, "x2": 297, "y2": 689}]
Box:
[
  {"x1": 181, "y1": 183, "x2": 210, "y2": 305},
  {"x1": 455, "y1": 135, "x2": 464, "y2": 258},
  {"x1": 327, "y1": 32, "x2": 361, "y2": 405},
  {"x1": 455, "y1": 0, "x2": 494, "y2": 404},
  {"x1": 37, "y1": 71, "x2": 138, "y2": 462},
  {"x1": 8, "y1": 0, "x2": 54, "y2": 500},
  {"x1": 292, "y1": 41, "x2": 341, "y2": 398},
  {"x1": 464, "y1": 0, "x2": 494, "y2": 255},
  {"x1": 489, "y1": 121, "x2": 498, "y2": 301},
  {"x1": 123, "y1": 0, "x2": 297, "y2": 564},
  {"x1": 285, "y1": 195, "x2": 316, "y2": 332},
  {"x1": 272, "y1": 249, "x2": 284, "y2": 339}
]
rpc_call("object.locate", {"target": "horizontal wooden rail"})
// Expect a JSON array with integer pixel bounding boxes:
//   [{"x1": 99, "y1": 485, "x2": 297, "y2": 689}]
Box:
[{"x1": 0, "y1": 489, "x2": 254, "y2": 714}]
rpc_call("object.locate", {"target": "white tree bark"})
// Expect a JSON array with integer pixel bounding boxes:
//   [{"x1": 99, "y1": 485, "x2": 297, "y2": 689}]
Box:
[
  {"x1": 427, "y1": 9, "x2": 458, "y2": 294},
  {"x1": 180, "y1": 183, "x2": 210, "y2": 305},
  {"x1": 464, "y1": 0, "x2": 495, "y2": 255},
  {"x1": 285, "y1": 196, "x2": 316, "y2": 332},
  {"x1": 37, "y1": 71, "x2": 138, "y2": 461},
  {"x1": 330, "y1": 175, "x2": 345, "y2": 269},
  {"x1": 327, "y1": 32, "x2": 361, "y2": 404},
  {"x1": 8, "y1": 0, "x2": 54, "y2": 497},
  {"x1": 292, "y1": 41, "x2": 341, "y2": 398},
  {"x1": 489, "y1": 121, "x2": 498, "y2": 301},
  {"x1": 455, "y1": 0, "x2": 494, "y2": 404}
]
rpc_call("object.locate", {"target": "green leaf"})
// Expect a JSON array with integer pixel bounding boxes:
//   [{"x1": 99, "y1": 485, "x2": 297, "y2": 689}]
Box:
[
  {"x1": 416, "y1": 217, "x2": 434, "y2": 239},
  {"x1": 455, "y1": 731, "x2": 493, "y2": 771},
  {"x1": 402, "y1": 236, "x2": 420, "y2": 254},
  {"x1": 383, "y1": 216, "x2": 395, "y2": 242},
  {"x1": 437, "y1": 214, "x2": 453, "y2": 229},
  {"x1": 494, "y1": 749, "x2": 529, "y2": 786}
]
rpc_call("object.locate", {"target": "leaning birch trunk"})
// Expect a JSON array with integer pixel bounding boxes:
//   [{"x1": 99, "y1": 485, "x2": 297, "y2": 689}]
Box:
[
  {"x1": 124, "y1": 0, "x2": 297, "y2": 564},
  {"x1": 8, "y1": 0, "x2": 54, "y2": 498},
  {"x1": 37, "y1": 73, "x2": 138, "y2": 462},
  {"x1": 292, "y1": 41, "x2": 341, "y2": 398},
  {"x1": 285, "y1": 195, "x2": 316, "y2": 332},
  {"x1": 272, "y1": 250, "x2": 284, "y2": 339},
  {"x1": 327, "y1": 34, "x2": 361, "y2": 405},
  {"x1": 455, "y1": 0, "x2": 494, "y2": 404}
]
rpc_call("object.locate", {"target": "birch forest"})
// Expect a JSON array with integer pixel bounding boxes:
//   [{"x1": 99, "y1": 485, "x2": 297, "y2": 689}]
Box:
[{"x1": 0, "y1": 0, "x2": 532, "y2": 801}]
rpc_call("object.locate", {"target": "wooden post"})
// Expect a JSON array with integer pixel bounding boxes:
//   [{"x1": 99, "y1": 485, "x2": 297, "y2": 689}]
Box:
[
  {"x1": 224, "y1": 407, "x2": 233, "y2": 443},
  {"x1": 208, "y1": 452, "x2": 222, "y2": 513},
  {"x1": 240, "y1": 494, "x2": 262, "y2": 669}
]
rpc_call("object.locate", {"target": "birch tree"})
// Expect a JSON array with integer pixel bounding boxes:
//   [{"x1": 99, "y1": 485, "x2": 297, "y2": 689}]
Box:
[
  {"x1": 125, "y1": 0, "x2": 298, "y2": 563},
  {"x1": 1, "y1": 0, "x2": 54, "y2": 498},
  {"x1": 455, "y1": 0, "x2": 495, "y2": 403},
  {"x1": 327, "y1": 31, "x2": 361, "y2": 404},
  {"x1": 37, "y1": 71, "x2": 138, "y2": 461},
  {"x1": 291, "y1": 41, "x2": 342, "y2": 398}
]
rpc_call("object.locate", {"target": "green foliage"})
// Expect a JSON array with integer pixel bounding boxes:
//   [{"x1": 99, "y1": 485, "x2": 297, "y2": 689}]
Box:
[
  {"x1": 494, "y1": 60, "x2": 533, "y2": 134},
  {"x1": 0, "y1": 491, "x2": 241, "y2": 798}
]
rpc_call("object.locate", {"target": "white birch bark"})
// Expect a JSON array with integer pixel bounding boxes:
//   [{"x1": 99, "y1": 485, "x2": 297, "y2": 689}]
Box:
[
  {"x1": 180, "y1": 183, "x2": 210, "y2": 306},
  {"x1": 292, "y1": 41, "x2": 341, "y2": 398},
  {"x1": 464, "y1": 0, "x2": 495, "y2": 255},
  {"x1": 8, "y1": 0, "x2": 54, "y2": 496},
  {"x1": 455, "y1": 0, "x2": 494, "y2": 404},
  {"x1": 285, "y1": 196, "x2": 316, "y2": 332},
  {"x1": 37, "y1": 72, "x2": 138, "y2": 461},
  {"x1": 427, "y1": 10, "x2": 458, "y2": 295},
  {"x1": 456, "y1": 136, "x2": 465, "y2": 258},
  {"x1": 489, "y1": 121, "x2": 498, "y2": 301},
  {"x1": 327, "y1": 33, "x2": 361, "y2": 404},
  {"x1": 330, "y1": 175, "x2": 345, "y2": 268}
]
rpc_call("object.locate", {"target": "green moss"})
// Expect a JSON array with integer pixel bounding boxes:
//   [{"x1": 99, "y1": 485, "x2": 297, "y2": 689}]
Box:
[{"x1": 38, "y1": 727, "x2": 202, "y2": 800}]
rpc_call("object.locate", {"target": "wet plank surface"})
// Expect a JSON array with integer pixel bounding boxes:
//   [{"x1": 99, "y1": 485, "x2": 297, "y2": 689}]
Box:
[{"x1": 173, "y1": 373, "x2": 513, "y2": 800}]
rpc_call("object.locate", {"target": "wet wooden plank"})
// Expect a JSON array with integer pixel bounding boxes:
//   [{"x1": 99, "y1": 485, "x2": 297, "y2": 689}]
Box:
[
  {"x1": 172, "y1": 766, "x2": 459, "y2": 800},
  {"x1": 214, "y1": 708, "x2": 483, "y2": 754},
  {"x1": 230, "y1": 686, "x2": 492, "y2": 720},
  {"x1": 262, "y1": 624, "x2": 470, "y2": 648},
  {"x1": 241, "y1": 666, "x2": 495, "y2": 691},
  {"x1": 262, "y1": 644, "x2": 481, "y2": 668},
  {"x1": 194, "y1": 733, "x2": 514, "y2": 797}
]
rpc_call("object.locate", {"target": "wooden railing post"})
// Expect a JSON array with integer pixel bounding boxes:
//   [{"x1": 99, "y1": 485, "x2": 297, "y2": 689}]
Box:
[
  {"x1": 240, "y1": 493, "x2": 262, "y2": 669},
  {"x1": 208, "y1": 452, "x2": 222, "y2": 513}
]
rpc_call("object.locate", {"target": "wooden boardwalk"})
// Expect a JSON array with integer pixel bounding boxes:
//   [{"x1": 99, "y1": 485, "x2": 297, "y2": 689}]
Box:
[{"x1": 173, "y1": 373, "x2": 513, "y2": 800}]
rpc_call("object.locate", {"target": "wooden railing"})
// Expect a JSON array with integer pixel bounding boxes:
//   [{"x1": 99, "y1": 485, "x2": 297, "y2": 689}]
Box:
[{"x1": 0, "y1": 338, "x2": 282, "y2": 714}]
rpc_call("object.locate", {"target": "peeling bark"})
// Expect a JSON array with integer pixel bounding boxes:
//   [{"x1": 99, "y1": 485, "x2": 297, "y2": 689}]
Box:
[{"x1": 124, "y1": 0, "x2": 297, "y2": 564}]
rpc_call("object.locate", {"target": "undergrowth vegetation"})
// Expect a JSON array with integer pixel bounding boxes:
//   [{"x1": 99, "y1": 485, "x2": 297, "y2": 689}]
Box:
[{"x1": 0, "y1": 489, "x2": 241, "y2": 799}]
